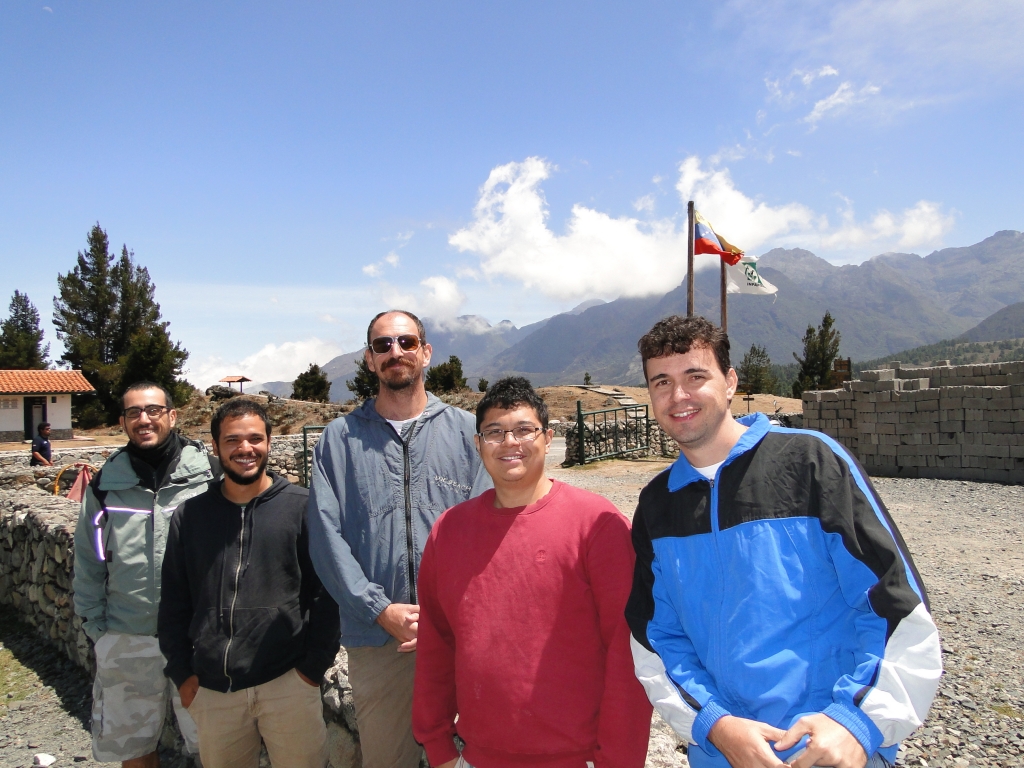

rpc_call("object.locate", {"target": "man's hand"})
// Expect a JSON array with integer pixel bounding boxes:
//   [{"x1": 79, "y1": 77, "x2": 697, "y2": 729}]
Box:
[
  {"x1": 376, "y1": 603, "x2": 419, "y2": 652},
  {"x1": 708, "y1": 715, "x2": 788, "y2": 768},
  {"x1": 297, "y1": 670, "x2": 319, "y2": 687},
  {"x1": 774, "y1": 713, "x2": 867, "y2": 768},
  {"x1": 178, "y1": 675, "x2": 199, "y2": 709}
]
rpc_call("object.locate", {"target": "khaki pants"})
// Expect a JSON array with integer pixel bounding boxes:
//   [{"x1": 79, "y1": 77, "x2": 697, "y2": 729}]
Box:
[
  {"x1": 188, "y1": 669, "x2": 327, "y2": 768},
  {"x1": 347, "y1": 641, "x2": 423, "y2": 768}
]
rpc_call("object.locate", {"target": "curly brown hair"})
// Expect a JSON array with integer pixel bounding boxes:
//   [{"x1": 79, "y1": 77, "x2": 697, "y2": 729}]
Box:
[{"x1": 637, "y1": 315, "x2": 731, "y2": 380}]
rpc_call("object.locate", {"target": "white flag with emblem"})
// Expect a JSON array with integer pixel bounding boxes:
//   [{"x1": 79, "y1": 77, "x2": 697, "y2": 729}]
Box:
[{"x1": 725, "y1": 255, "x2": 778, "y2": 295}]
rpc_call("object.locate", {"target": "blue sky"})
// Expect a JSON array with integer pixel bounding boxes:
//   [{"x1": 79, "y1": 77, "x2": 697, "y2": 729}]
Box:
[{"x1": 2, "y1": 1, "x2": 1022, "y2": 386}]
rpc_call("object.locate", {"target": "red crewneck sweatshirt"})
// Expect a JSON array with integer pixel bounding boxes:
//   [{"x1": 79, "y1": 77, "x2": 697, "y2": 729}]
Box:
[{"x1": 413, "y1": 480, "x2": 652, "y2": 768}]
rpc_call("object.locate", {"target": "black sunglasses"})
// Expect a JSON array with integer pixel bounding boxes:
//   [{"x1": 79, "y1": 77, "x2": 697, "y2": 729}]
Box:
[{"x1": 370, "y1": 335, "x2": 422, "y2": 354}]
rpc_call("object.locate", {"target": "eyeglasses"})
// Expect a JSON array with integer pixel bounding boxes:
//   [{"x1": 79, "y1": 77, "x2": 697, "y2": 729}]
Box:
[
  {"x1": 369, "y1": 335, "x2": 422, "y2": 354},
  {"x1": 478, "y1": 426, "x2": 543, "y2": 444},
  {"x1": 122, "y1": 405, "x2": 171, "y2": 420}
]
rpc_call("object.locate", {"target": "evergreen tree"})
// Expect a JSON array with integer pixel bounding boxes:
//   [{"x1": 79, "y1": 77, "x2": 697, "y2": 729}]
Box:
[
  {"x1": 737, "y1": 344, "x2": 778, "y2": 395},
  {"x1": 425, "y1": 355, "x2": 467, "y2": 394},
  {"x1": 53, "y1": 224, "x2": 189, "y2": 425},
  {"x1": 292, "y1": 363, "x2": 331, "y2": 403},
  {"x1": 583, "y1": 372, "x2": 592, "y2": 386},
  {"x1": 346, "y1": 357, "x2": 379, "y2": 401},
  {"x1": 477, "y1": 378, "x2": 489, "y2": 392},
  {"x1": 792, "y1": 311, "x2": 842, "y2": 398},
  {"x1": 0, "y1": 291, "x2": 50, "y2": 369}
]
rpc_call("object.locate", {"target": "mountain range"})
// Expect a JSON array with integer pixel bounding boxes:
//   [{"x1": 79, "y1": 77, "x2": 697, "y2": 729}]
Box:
[{"x1": 265, "y1": 230, "x2": 1024, "y2": 398}]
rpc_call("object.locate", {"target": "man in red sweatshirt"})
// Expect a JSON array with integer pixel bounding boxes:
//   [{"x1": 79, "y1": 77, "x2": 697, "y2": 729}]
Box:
[{"x1": 413, "y1": 377, "x2": 652, "y2": 768}]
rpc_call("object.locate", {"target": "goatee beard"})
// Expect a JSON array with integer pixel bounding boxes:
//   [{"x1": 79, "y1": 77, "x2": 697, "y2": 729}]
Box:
[{"x1": 222, "y1": 455, "x2": 270, "y2": 485}]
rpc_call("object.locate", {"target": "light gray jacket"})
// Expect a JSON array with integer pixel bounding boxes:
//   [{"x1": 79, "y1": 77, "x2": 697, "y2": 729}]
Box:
[{"x1": 307, "y1": 394, "x2": 490, "y2": 647}]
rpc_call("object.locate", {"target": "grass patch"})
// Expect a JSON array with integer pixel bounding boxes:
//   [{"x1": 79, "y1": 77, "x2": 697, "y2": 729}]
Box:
[
  {"x1": 990, "y1": 703, "x2": 1024, "y2": 719},
  {"x1": 0, "y1": 606, "x2": 42, "y2": 715}
]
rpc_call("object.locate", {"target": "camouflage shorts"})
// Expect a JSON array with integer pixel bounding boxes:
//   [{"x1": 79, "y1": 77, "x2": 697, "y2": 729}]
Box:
[{"x1": 91, "y1": 632, "x2": 199, "y2": 762}]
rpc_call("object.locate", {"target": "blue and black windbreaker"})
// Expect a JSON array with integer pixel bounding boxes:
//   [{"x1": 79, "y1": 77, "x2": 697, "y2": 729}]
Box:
[{"x1": 626, "y1": 413, "x2": 942, "y2": 768}]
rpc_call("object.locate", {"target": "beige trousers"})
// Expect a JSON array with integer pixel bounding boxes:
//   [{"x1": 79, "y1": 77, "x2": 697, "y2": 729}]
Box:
[
  {"x1": 346, "y1": 640, "x2": 424, "y2": 768},
  {"x1": 188, "y1": 669, "x2": 327, "y2": 768}
]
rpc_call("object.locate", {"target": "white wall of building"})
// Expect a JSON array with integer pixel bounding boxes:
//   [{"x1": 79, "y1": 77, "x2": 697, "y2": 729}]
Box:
[
  {"x1": 48, "y1": 395, "x2": 73, "y2": 430},
  {"x1": 0, "y1": 396, "x2": 23, "y2": 432}
]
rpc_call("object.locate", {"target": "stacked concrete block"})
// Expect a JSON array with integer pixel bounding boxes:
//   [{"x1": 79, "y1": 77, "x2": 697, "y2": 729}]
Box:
[{"x1": 802, "y1": 361, "x2": 1024, "y2": 483}]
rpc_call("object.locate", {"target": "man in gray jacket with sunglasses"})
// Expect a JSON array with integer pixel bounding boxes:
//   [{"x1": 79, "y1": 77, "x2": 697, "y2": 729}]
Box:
[{"x1": 307, "y1": 309, "x2": 490, "y2": 768}]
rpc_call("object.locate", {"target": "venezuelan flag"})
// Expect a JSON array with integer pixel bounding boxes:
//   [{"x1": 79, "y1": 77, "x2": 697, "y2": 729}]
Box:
[{"x1": 694, "y1": 211, "x2": 744, "y2": 265}]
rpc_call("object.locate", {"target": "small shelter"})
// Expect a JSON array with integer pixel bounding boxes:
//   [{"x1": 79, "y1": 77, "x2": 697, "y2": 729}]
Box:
[
  {"x1": 219, "y1": 375, "x2": 252, "y2": 394},
  {"x1": 0, "y1": 370, "x2": 95, "y2": 441}
]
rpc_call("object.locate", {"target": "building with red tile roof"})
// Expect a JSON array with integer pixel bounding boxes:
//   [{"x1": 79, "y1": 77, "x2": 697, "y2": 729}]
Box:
[{"x1": 0, "y1": 370, "x2": 95, "y2": 442}]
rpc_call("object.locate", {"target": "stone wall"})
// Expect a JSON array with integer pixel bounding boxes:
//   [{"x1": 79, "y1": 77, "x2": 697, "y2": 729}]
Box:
[{"x1": 802, "y1": 361, "x2": 1024, "y2": 483}]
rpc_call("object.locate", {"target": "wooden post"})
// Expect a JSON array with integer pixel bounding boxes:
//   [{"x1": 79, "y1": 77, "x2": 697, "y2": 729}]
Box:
[
  {"x1": 720, "y1": 258, "x2": 728, "y2": 331},
  {"x1": 687, "y1": 201, "x2": 695, "y2": 317}
]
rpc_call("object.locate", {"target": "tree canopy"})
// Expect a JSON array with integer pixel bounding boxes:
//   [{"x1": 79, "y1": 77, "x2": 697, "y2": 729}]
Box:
[
  {"x1": 0, "y1": 291, "x2": 50, "y2": 369},
  {"x1": 292, "y1": 363, "x2": 331, "y2": 403},
  {"x1": 53, "y1": 224, "x2": 189, "y2": 425},
  {"x1": 792, "y1": 311, "x2": 841, "y2": 398},
  {"x1": 346, "y1": 357, "x2": 379, "y2": 401},
  {"x1": 425, "y1": 355, "x2": 467, "y2": 394},
  {"x1": 737, "y1": 344, "x2": 778, "y2": 395}
]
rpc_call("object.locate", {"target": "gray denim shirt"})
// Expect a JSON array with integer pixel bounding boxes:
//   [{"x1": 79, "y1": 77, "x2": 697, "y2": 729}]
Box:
[{"x1": 307, "y1": 394, "x2": 491, "y2": 647}]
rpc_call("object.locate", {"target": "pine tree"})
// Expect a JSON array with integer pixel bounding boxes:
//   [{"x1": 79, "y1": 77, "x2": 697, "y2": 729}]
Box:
[
  {"x1": 792, "y1": 311, "x2": 842, "y2": 398},
  {"x1": 425, "y1": 355, "x2": 467, "y2": 394},
  {"x1": 0, "y1": 291, "x2": 50, "y2": 369},
  {"x1": 477, "y1": 378, "x2": 489, "y2": 392},
  {"x1": 53, "y1": 223, "x2": 189, "y2": 425},
  {"x1": 292, "y1": 363, "x2": 331, "y2": 403},
  {"x1": 737, "y1": 344, "x2": 778, "y2": 395},
  {"x1": 346, "y1": 357, "x2": 379, "y2": 401}
]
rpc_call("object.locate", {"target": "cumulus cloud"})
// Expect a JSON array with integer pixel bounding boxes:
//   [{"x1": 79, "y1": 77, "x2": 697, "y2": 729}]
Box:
[
  {"x1": 448, "y1": 157, "x2": 691, "y2": 300},
  {"x1": 803, "y1": 81, "x2": 881, "y2": 127},
  {"x1": 633, "y1": 194, "x2": 656, "y2": 213},
  {"x1": 379, "y1": 275, "x2": 467, "y2": 326},
  {"x1": 821, "y1": 199, "x2": 955, "y2": 250},
  {"x1": 185, "y1": 337, "x2": 344, "y2": 390},
  {"x1": 363, "y1": 251, "x2": 401, "y2": 277},
  {"x1": 447, "y1": 156, "x2": 958, "y2": 302}
]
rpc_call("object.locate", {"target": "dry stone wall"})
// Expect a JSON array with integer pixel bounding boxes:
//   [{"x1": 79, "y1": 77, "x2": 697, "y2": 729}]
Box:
[{"x1": 802, "y1": 361, "x2": 1024, "y2": 483}]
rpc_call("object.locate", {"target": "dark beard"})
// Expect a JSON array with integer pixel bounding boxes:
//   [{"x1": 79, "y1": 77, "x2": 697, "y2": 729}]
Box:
[
  {"x1": 379, "y1": 360, "x2": 418, "y2": 391},
  {"x1": 222, "y1": 454, "x2": 270, "y2": 486}
]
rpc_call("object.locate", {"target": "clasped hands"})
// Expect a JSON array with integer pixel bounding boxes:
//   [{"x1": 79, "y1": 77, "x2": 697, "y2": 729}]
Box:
[
  {"x1": 376, "y1": 602, "x2": 419, "y2": 652},
  {"x1": 709, "y1": 713, "x2": 868, "y2": 768}
]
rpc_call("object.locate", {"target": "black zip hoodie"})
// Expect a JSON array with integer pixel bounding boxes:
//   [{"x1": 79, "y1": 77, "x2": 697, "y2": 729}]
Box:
[{"x1": 158, "y1": 473, "x2": 340, "y2": 692}]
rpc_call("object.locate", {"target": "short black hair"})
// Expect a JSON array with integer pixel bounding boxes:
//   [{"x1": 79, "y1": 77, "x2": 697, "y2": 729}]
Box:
[
  {"x1": 637, "y1": 315, "x2": 731, "y2": 380},
  {"x1": 476, "y1": 376, "x2": 548, "y2": 432},
  {"x1": 38, "y1": 422, "x2": 50, "y2": 434},
  {"x1": 122, "y1": 381, "x2": 176, "y2": 409},
  {"x1": 211, "y1": 399, "x2": 273, "y2": 443},
  {"x1": 366, "y1": 309, "x2": 426, "y2": 347}
]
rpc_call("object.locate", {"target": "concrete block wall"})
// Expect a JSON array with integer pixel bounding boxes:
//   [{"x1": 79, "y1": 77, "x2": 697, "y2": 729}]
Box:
[{"x1": 802, "y1": 361, "x2": 1024, "y2": 483}]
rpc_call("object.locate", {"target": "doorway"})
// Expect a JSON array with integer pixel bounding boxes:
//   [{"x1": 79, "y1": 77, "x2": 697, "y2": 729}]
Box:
[{"x1": 23, "y1": 396, "x2": 47, "y2": 440}]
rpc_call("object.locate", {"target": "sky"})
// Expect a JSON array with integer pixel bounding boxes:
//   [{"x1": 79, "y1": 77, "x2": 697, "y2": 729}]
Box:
[{"x1": 2, "y1": 1, "x2": 1022, "y2": 388}]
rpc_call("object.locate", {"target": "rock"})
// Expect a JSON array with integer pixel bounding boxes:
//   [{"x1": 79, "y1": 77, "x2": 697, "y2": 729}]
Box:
[
  {"x1": 32, "y1": 754, "x2": 56, "y2": 767},
  {"x1": 326, "y1": 721, "x2": 362, "y2": 768}
]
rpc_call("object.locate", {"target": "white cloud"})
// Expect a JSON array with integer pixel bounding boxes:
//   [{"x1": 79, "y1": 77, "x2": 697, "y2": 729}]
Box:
[
  {"x1": 803, "y1": 81, "x2": 881, "y2": 127},
  {"x1": 384, "y1": 252, "x2": 400, "y2": 267},
  {"x1": 821, "y1": 199, "x2": 955, "y2": 250},
  {"x1": 447, "y1": 156, "x2": 958, "y2": 302},
  {"x1": 786, "y1": 149, "x2": 801, "y2": 157},
  {"x1": 798, "y1": 65, "x2": 839, "y2": 86},
  {"x1": 362, "y1": 264, "x2": 382, "y2": 277},
  {"x1": 379, "y1": 275, "x2": 467, "y2": 325},
  {"x1": 363, "y1": 250, "x2": 401, "y2": 277},
  {"x1": 449, "y1": 157, "x2": 692, "y2": 300},
  {"x1": 185, "y1": 338, "x2": 344, "y2": 390},
  {"x1": 676, "y1": 156, "x2": 819, "y2": 251},
  {"x1": 633, "y1": 194, "x2": 656, "y2": 213}
]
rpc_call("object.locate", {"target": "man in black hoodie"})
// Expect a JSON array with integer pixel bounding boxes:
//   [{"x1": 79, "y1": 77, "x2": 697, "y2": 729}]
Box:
[{"x1": 158, "y1": 399, "x2": 340, "y2": 768}]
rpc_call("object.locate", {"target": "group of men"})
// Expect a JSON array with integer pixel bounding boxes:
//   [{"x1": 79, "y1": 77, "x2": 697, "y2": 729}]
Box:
[{"x1": 72, "y1": 309, "x2": 942, "y2": 768}]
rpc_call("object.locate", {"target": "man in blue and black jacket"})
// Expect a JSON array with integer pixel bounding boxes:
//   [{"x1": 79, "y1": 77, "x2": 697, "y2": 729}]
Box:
[{"x1": 626, "y1": 316, "x2": 941, "y2": 768}]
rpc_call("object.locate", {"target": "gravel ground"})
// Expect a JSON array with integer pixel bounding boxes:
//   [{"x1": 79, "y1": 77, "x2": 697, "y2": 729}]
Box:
[{"x1": 1, "y1": 444, "x2": 1021, "y2": 767}]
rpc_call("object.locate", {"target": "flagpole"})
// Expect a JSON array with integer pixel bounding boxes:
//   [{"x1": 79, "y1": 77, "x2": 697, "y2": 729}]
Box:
[
  {"x1": 720, "y1": 258, "x2": 728, "y2": 332},
  {"x1": 687, "y1": 201, "x2": 694, "y2": 317}
]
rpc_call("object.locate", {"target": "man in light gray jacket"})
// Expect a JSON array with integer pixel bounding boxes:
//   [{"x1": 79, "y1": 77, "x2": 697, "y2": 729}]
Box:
[{"x1": 307, "y1": 309, "x2": 490, "y2": 768}]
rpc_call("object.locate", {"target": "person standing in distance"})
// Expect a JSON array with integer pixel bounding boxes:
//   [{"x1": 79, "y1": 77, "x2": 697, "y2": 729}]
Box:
[
  {"x1": 31, "y1": 421, "x2": 53, "y2": 466},
  {"x1": 307, "y1": 309, "x2": 491, "y2": 768},
  {"x1": 159, "y1": 399, "x2": 340, "y2": 768},
  {"x1": 73, "y1": 382, "x2": 215, "y2": 767},
  {"x1": 626, "y1": 316, "x2": 941, "y2": 768}
]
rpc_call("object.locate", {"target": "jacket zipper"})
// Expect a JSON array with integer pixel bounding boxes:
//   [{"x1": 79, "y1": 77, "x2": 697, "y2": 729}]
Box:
[
  {"x1": 403, "y1": 437, "x2": 416, "y2": 604},
  {"x1": 223, "y1": 502, "x2": 248, "y2": 691}
]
